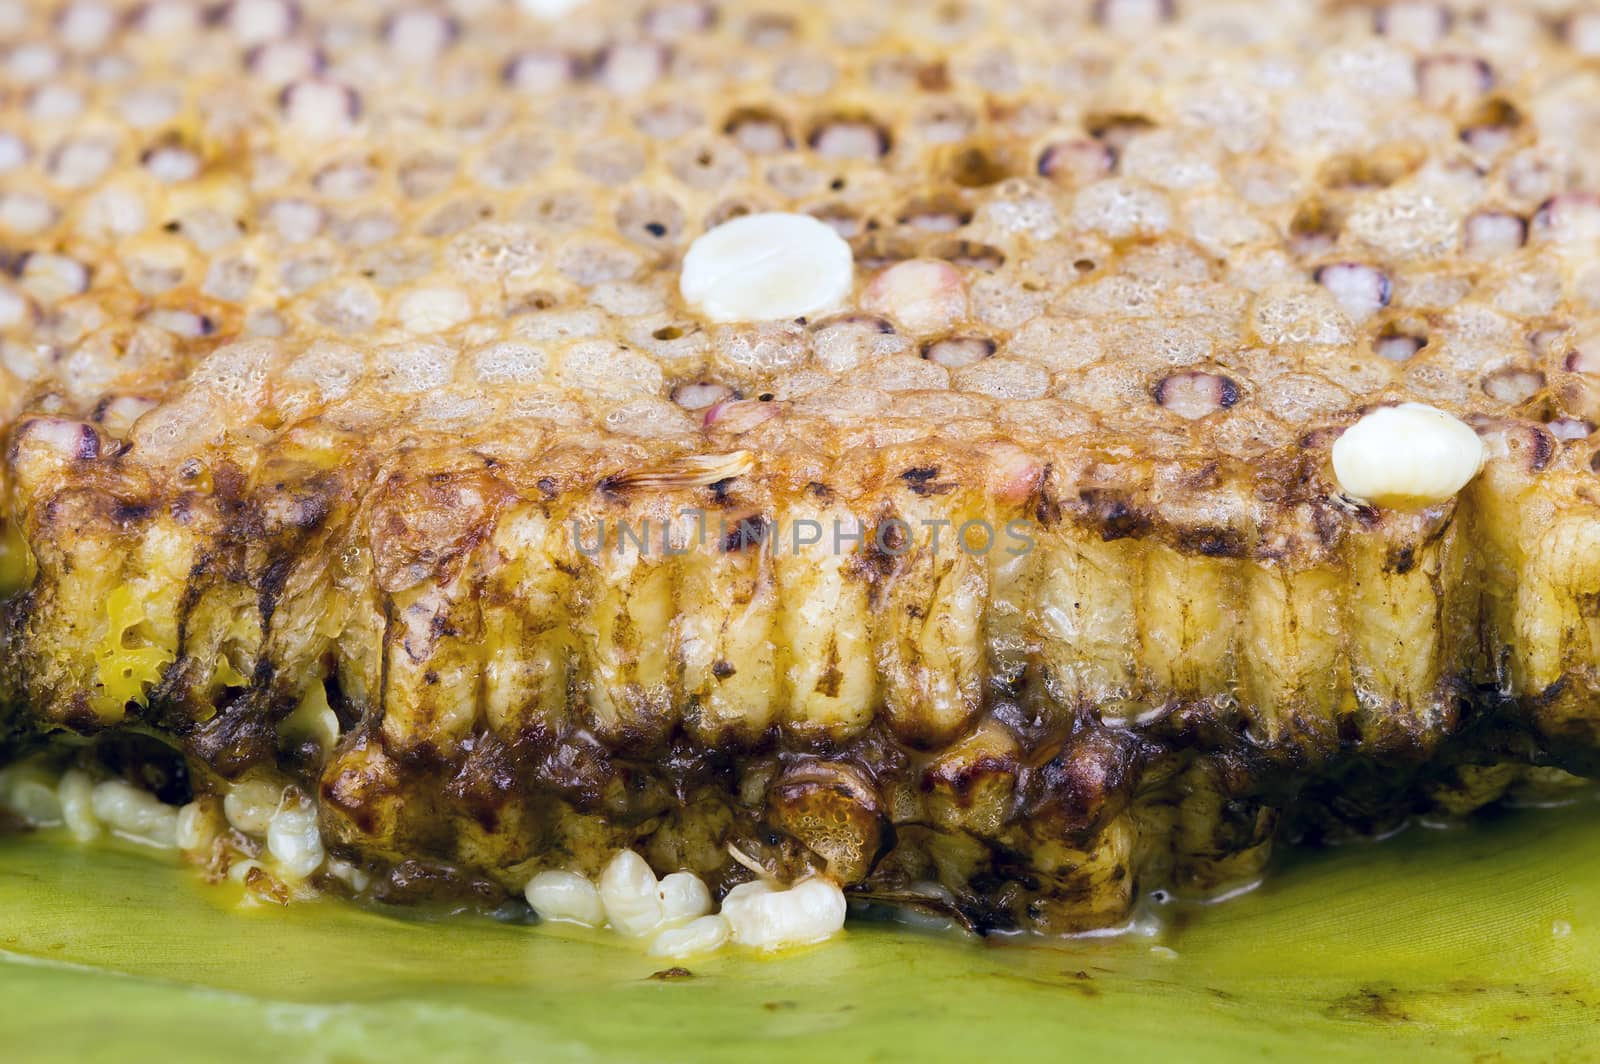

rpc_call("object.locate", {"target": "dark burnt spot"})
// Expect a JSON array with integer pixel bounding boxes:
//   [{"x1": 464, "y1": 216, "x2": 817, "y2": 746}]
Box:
[
  {"x1": 393, "y1": 738, "x2": 454, "y2": 775},
  {"x1": 111, "y1": 499, "x2": 154, "y2": 525},
  {"x1": 256, "y1": 551, "x2": 296, "y2": 627},
  {"x1": 815, "y1": 638, "x2": 842, "y2": 698},
  {"x1": 873, "y1": 517, "x2": 910, "y2": 556},
  {"x1": 805, "y1": 481, "x2": 834, "y2": 500},
  {"x1": 650, "y1": 967, "x2": 695, "y2": 981},
  {"x1": 1029, "y1": 729, "x2": 1144, "y2": 837},
  {"x1": 289, "y1": 492, "x2": 333, "y2": 533},
  {"x1": 1033, "y1": 481, "x2": 1062, "y2": 527},
  {"x1": 280, "y1": 735, "x2": 324, "y2": 777},
  {"x1": 536, "y1": 476, "x2": 558, "y2": 497},
  {"x1": 721, "y1": 515, "x2": 769, "y2": 553},
  {"x1": 321, "y1": 786, "x2": 382, "y2": 838},
  {"x1": 923, "y1": 753, "x2": 1018, "y2": 805},
  {"x1": 1298, "y1": 426, "x2": 1344, "y2": 451},
  {"x1": 444, "y1": 734, "x2": 522, "y2": 833},
  {"x1": 1175, "y1": 525, "x2": 1245, "y2": 558},
  {"x1": 1326, "y1": 986, "x2": 1412, "y2": 1025},
  {"x1": 60, "y1": 697, "x2": 104, "y2": 736},
  {"x1": 1533, "y1": 676, "x2": 1570, "y2": 708},
  {"x1": 1349, "y1": 500, "x2": 1382, "y2": 527},
  {"x1": 1310, "y1": 497, "x2": 1345, "y2": 547},
  {"x1": 1385, "y1": 543, "x2": 1417, "y2": 575},
  {"x1": 74, "y1": 425, "x2": 101, "y2": 461},
  {"x1": 711, "y1": 659, "x2": 736, "y2": 680},
  {"x1": 1529, "y1": 428, "x2": 1556, "y2": 472},
  {"x1": 245, "y1": 865, "x2": 293, "y2": 905},
  {"x1": 256, "y1": 472, "x2": 342, "y2": 537},
  {"x1": 898, "y1": 466, "x2": 956, "y2": 496},
  {"x1": 1182, "y1": 464, "x2": 1223, "y2": 491},
  {"x1": 211, "y1": 462, "x2": 251, "y2": 512},
  {"x1": 187, "y1": 696, "x2": 282, "y2": 777},
  {"x1": 529, "y1": 730, "x2": 615, "y2": 808},
  {"x1": 709, "y1": 477, "x2": 737, "y2": 505},
  {"x1": 1075, "y1": 489, "x2": 1151, "y2": 541},
  {"x1": 372, "y1": 859, "x2": 510, "y2": 908}
]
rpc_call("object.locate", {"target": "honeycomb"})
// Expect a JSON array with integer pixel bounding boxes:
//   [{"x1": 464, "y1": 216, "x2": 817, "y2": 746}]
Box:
[{"x1": 2, "y1": 0, "x2": 1600, "y2": 932}]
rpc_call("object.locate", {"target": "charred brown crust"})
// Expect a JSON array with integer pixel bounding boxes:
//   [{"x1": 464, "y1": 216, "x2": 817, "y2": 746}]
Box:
[{"x1": 2, "y1": 430, "x2": 1597, "y2": 929}]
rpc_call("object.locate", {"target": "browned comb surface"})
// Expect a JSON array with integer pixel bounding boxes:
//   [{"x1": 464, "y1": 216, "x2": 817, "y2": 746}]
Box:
[{"x1": 2, "y1": 0, "x2": 1600, "y2": 932}]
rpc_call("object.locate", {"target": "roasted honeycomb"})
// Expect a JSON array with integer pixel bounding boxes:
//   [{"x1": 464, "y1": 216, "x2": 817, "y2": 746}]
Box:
[{"x1": 2, "y1": 0, "x2": 1600, "y2": 932}]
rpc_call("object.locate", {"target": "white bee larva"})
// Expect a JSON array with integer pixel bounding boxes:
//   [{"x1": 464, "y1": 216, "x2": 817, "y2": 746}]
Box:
[
  {"x1": 720, "y1": 877, "x2": 848, "y2": 952},
  {"x1": 648, "y1": 914, "x2": 731, "y2": 958},
  {"x1": 90, "y1": 779, "x2": 179, "y2": 849},
  {"x1": 598, "y1": 849, "x2": 665, "y2": 937},
  {"x1": 224, "y1": 776, "x2": 286, "y2": 836},
  {"x1": 657, "y1": 870, "x2": 713, "y2": 925},
  {"x1": 1331, "y1": 403, "x2": 1486, "y2": 507},
  {"x1": 265, "y1": 794, "x2": 325, "y2": 879},
  {"x1": 175, "y1": 801, "x2": 214, "y2": 852},
  {"x1": 0, "y1": 765, "x2": 61, "y2": 827},
  {"x1": 58, "y1": 769, "x2": 99, "y2": 842},
  {"x1": 525, "y1": 870, "x2": 606, "y2": 927},
  {"x1": 679, "y1": 212, "x2": 855, "y2": 324}
]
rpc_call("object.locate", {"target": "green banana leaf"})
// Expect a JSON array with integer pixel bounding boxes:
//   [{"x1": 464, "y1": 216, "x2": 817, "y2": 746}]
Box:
[{"x1": 1, "y1": 801, "x2": 1594, "y2": 1063}]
